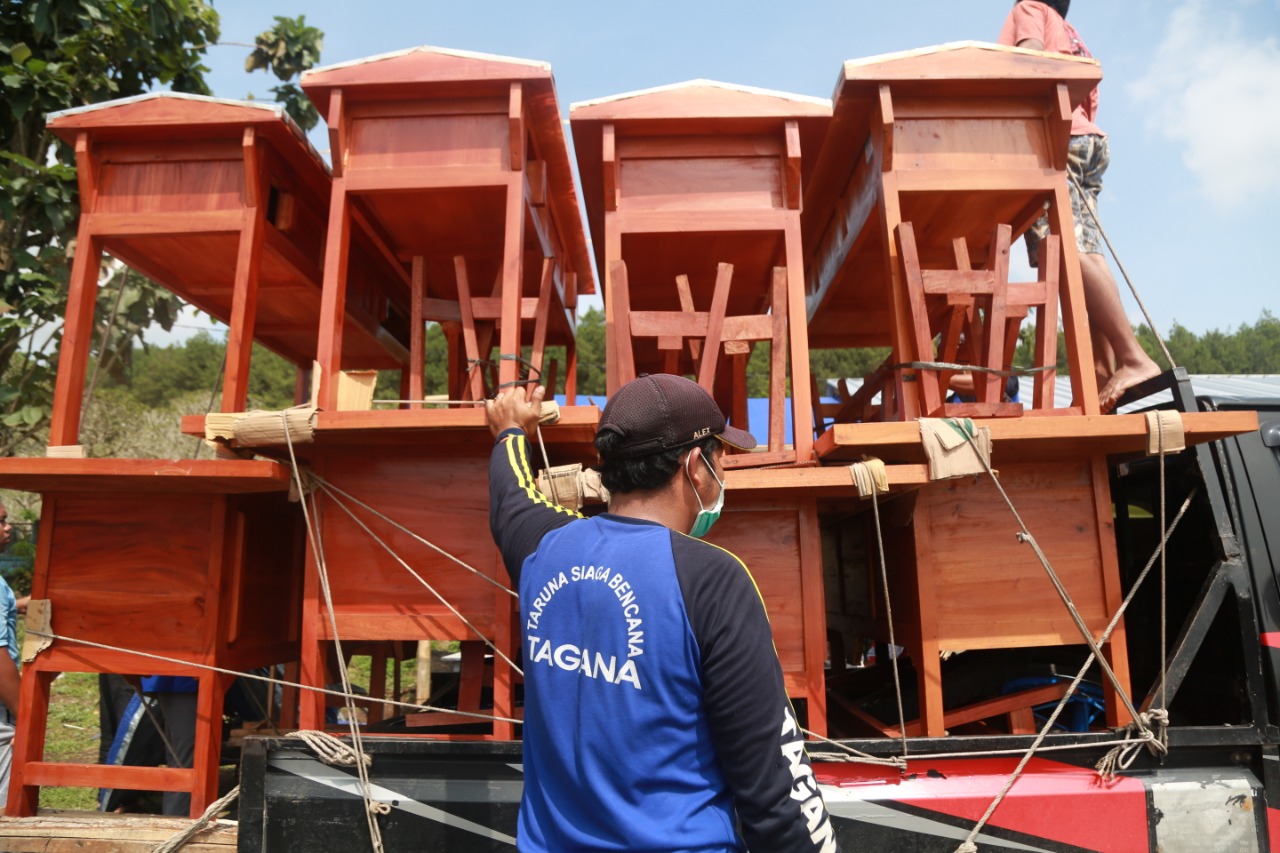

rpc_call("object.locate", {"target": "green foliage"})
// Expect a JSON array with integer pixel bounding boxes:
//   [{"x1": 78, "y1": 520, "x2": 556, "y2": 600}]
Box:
[
  {"x1": 575, "y1": 307, "x2": 607, "y2": 396},
  {"x1": 0, "y1": 0, "x2": 220, "y2": 454},
  {"x1": 120, "y1": 331, "x2": 298, "y2": 412},
  {"x1": 244, "y1": 15, "x2": 323, "y2": 131},
  {"x1": 809, "y1": 347, "x2": 893, "y2": 388},
  {"x1": 1153, "y1": 312, "x2": 1280, "y2": 374}
]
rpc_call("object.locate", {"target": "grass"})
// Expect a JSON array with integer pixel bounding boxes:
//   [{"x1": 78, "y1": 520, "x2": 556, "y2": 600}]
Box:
[{"x1": 39, "y1": 671, "x2": 101, "y2": 811}]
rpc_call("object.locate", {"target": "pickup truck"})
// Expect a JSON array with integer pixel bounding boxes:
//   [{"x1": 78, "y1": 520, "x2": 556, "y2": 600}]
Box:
[{"x1": 238, "y1": 371, "x2": 1280, "y2": 853}]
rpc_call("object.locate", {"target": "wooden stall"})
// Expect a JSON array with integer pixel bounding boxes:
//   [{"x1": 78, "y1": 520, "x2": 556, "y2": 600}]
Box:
[
  {"x1": 803, "y1": 42, "x2": 1102, "y2": 422},
  {"x1": 0, "y1": 460, "x2": 304, "y2": 817},
  {"x1": 571, "y1": 80, "x2": 830, "y2": 466},
  {"x1": 300, "y1": 46, "x2": 595, "y2": 408},
  {"x1": 0, "y1": 94, "x2": 353, "y2": 816},
  {"x1": 41, "y1": 93, "x2": 410, "y2": 449},
  {"x1": 279, "y1": 47, "x2": 598, "y2": 735}
]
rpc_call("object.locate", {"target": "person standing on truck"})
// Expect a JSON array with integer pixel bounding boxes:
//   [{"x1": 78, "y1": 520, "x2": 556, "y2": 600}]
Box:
[
  {"x1": 487, "y1": 374, "x2": 839, "y2": 853},
  {"x1": 0, "y1": 503, "x2": 21, "y2": 810},
  {"x1": 999, "y1": 0, "x2": 1162, "y2": 412}
]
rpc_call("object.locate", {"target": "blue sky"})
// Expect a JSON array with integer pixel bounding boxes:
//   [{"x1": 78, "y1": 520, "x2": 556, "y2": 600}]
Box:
[{"x1": 168, "y1": 0, "x2": 1279, "y2": 344}]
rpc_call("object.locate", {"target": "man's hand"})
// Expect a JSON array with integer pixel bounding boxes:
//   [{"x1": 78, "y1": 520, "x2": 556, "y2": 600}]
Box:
[{"x1": 485, "y1": 384, "x2": 546, "y2": 439}]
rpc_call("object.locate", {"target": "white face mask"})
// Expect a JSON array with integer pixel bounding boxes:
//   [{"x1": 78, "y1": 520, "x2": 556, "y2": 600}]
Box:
[{"x1": 685, "y1": 452, "x2": 724, "y2": 538}]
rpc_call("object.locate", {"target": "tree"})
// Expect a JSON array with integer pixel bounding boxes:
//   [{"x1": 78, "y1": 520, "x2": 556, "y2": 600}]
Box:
[
  {"x1": 244, "y1": 15, "x2": 323, "y2": 132},
  {"x1": 0, "y1": 0, "x2": 219, "y2": 454},
  {"x1": 0, "y1": 2, "x2": 324, "y2": 455}
]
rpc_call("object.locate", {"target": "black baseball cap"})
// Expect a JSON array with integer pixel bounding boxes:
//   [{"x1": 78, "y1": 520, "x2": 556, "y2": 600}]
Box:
[{"x1": 597, "y1": 374, "x2": 757, "y2": 459}]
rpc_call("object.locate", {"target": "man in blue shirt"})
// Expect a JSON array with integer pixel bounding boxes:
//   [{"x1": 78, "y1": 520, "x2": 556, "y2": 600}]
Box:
[
  {"x1": 0, "y1": 502, "x2": 21, "y2": 809},
  {"x1": 487, "y1": 375, "x2": 838, "y2": 853}
]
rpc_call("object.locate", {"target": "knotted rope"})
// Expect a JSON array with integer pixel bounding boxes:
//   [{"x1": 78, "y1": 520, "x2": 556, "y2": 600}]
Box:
[
  {"x1": 1095, "y1": 709, "x2": 1170, "y2": 781},
  {"x1": 286, "y1": 729, "x2": 372, "y2": 768}
]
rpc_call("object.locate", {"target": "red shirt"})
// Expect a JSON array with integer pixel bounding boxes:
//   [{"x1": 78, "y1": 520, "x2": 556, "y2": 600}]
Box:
[{"x1": 998, "y1": 1, "x2": 1105, "y2": 136}]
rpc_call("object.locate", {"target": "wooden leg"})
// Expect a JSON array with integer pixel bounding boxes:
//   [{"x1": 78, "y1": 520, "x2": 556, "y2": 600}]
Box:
[
  {"x1": 315, "y1": 179, "x2": 351, "y2": 410},
  {"x1": 7, "y1": 668, "x2": 55, "y2": 816},
  {"x1": 696, "y1": 263, "x2": 734, "y2": 391},
  {"x1": 497, "y1": 175, "x2": 526, "y2": 390},
  {"x1": 454, "y1": 257, "x2": 487, "y2": 401},
  {"x1": 1034, "y1": 236, "x2": 1062, "y2": 410},
  {"x1": 47, "y1": 227, "x2": 102, "y2": 448},
  {"x1": 409, "y1": 256, "x2": 425, "y2": 409},
  {"x1": 457, "y1": 642, "x2": 485, "y2": 716},
  {"x1": 190, "y1": 672, "x2": 227, "y2": 817}
]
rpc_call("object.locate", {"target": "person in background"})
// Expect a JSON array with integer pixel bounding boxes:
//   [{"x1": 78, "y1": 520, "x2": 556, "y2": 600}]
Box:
[
  {"x1": 0, "y1": 503, "x2": 21, "y2": 810},
  {"x1": 487, "y1": 375, "x2": 839, "y2": 853},
  {"x1": 999, "y1": 0, "x2": 1161, "y2": 412}
]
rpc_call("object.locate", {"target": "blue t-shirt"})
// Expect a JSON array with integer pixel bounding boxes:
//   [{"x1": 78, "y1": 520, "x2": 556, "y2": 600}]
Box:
[
  {"x1": 0, "y1": 577, "x2": 18, "y2": 672},
  {"x1": 490, "y1": 431, "x2": 839, "y2": 853}
]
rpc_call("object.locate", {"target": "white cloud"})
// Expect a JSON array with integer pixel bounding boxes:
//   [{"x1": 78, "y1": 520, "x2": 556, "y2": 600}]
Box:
[{"x1": 1129, "y1": 0, "x2": 1280, "y2": 210}]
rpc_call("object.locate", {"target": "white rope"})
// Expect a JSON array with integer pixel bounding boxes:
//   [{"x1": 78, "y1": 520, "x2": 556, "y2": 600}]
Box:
[
  {"x1": 849, "y1": 459, "x2": 909, "y2": 762},
  {"x1": 1095, "y1": 709, "x2": 1170, "y2": 781},
  {"x1": 151, "y1": 785, "x2": 240, "y2": 853},
  {"x1": 312, "y1": 480, "x2": 523, "y2": 675},
  {"x1": 948, "y1": 485, "x2": 1197, "y2": 852},
  {"x1": 961, "y1": 428, "x2": 1145, "y2": 726},
  {"x1": 285, "y1": 416, "x2": 386, "y2": 853},
  {"x1": 308, "y1": 474, "x2": 516, "y2": 597},
  {"x1": 803, "y1": 726, "x2": 906, "y2": 770},
  {"x1": 22, "y1": 627, "x2": 519, "y2": 724},
  {"x1": 286, "y1": 729, "x2": 372, "y2": 767}
]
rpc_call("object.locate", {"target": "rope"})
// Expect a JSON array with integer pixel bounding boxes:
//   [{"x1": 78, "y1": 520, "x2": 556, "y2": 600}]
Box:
[
  {"x1": 22, "y1": 627, "x2": 520, "y2": 724},
  {"x1": 1095, "y1": 709, "x2": 1170, "y2": 781},
  {"x1": 886, "y1": 361, "x2": 1056, "y2": 377},
  {"x1": 961, "y1": 428, "x2": 1144, "y2": 726},
  {"x1": 150, "y1": 784, "x2": 239, "y2": 853},
  {"x1": 802, "y1": 727, "x2": 907, "y2": 770},
  {"x1": 849, "y1": 459, "x2": 909, "y2": 762},
  {"x1": 285, "y1": 416, "x2": 386, "y2": 853},
  {"x1": 306, "y1": 475, "x2": 516, "y2": 597},
  {"x1": 947, "y1": 485, "x2": 1197, "y2": 852},
  {"x1": 312, "y1": 480, "x2": 523, "y2": 675},
  {"x1": 1068, "y1": 172, "x2": 1176, "y2": 369},
  {"x1": 286, "y1": 729, "x2": 372, "y2": 768}
]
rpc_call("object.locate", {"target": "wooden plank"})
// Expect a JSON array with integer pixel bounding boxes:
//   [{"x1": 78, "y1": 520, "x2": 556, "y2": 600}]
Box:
[
  {"x1": 0, "y1": 458, "x2": 292, "y2": 493},
  {"x1": 0, "y1": 812, "x2": 236, "y2": 852},
  {"x1": 86, "y1": 210, "x2": 242, "y2": 236},
  {"x1": 410, "y1": 256, "x2": 425, "y2": 409},
  {"x1": 815, "y1": 410, "x2": 1259, "y2": 463},
  {"x1": 696, "y1": 263, "x2": 733, "y2": 390}
]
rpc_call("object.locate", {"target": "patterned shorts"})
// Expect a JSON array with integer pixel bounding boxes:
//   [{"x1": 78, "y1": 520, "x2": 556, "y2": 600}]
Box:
[{"x1": 1026, "y1": 134, "x2": 1109, "y2": 266}]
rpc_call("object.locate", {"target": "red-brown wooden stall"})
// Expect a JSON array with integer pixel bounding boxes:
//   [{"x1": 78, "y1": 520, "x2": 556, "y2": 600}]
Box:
[
  {"x1": 0, "y1": 94, "x2": 343, "y2": 816},
  {"x1": 300, "y1": 46, "x2": 595, "y2": 407},
  {"x1": 571, "y1": 81, "x2": 833, "y2": 734},
  {"x1": 281, "y1": 47, "x2": 599, "y2": 736},
  {"x1": 571, "y1": 80, "x2": 830, "y2": 467},
  {"x1": 798, "y1": 43, "x2": 1213, "y2": 738}
]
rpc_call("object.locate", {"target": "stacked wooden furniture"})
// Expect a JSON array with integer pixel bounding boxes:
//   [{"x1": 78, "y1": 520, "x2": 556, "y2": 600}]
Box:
[
  {"x1": 804, "y1": 42, "x2": 1101, "y2": 421},
  {"x1": 801, "y1": 43, "x2": 1132, "y2": 738},
  {"x1": 300, "y1": 46, "x2": 594, "y2": 408},
  {"x1": 572, "y1": 81, "x2": 833, "y2": 733},
  {"x1": 0, "y1": 94, "x2": 317, "y2": 817},
  {"x1": 571, "y1": 80, "x2": 830, "y2": 466},
  {"x1": 287, "y1": 47, "x2": 597, "y2": 738}
]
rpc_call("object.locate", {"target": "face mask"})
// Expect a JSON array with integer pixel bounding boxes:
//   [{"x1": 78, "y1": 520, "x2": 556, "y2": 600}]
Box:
[{"x1": 686, "y1": 453, "x2": 725, "y2": 538}]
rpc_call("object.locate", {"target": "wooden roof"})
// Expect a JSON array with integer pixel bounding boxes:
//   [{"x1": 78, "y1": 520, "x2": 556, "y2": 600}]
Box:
[
  {"x1": 47, "y1": 92, "x2": 328, "y2": 178},
  {"x1": 570, "y1": 79, "x2": 832, "y2": 285},
  {"x1": 301, "y1": 45, "x2": 595, "y2": 297}
]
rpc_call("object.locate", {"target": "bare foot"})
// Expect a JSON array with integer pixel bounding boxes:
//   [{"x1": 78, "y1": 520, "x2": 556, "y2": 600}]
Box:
[{"x1": 1099, "y1": 358, "x2": 1162, "y2": 413}]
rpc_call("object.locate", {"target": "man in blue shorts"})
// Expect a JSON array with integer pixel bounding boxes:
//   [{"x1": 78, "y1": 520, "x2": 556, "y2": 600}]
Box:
[{"x1": 1000, "y1": 0, "x2": 1162, "y2": 411}]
